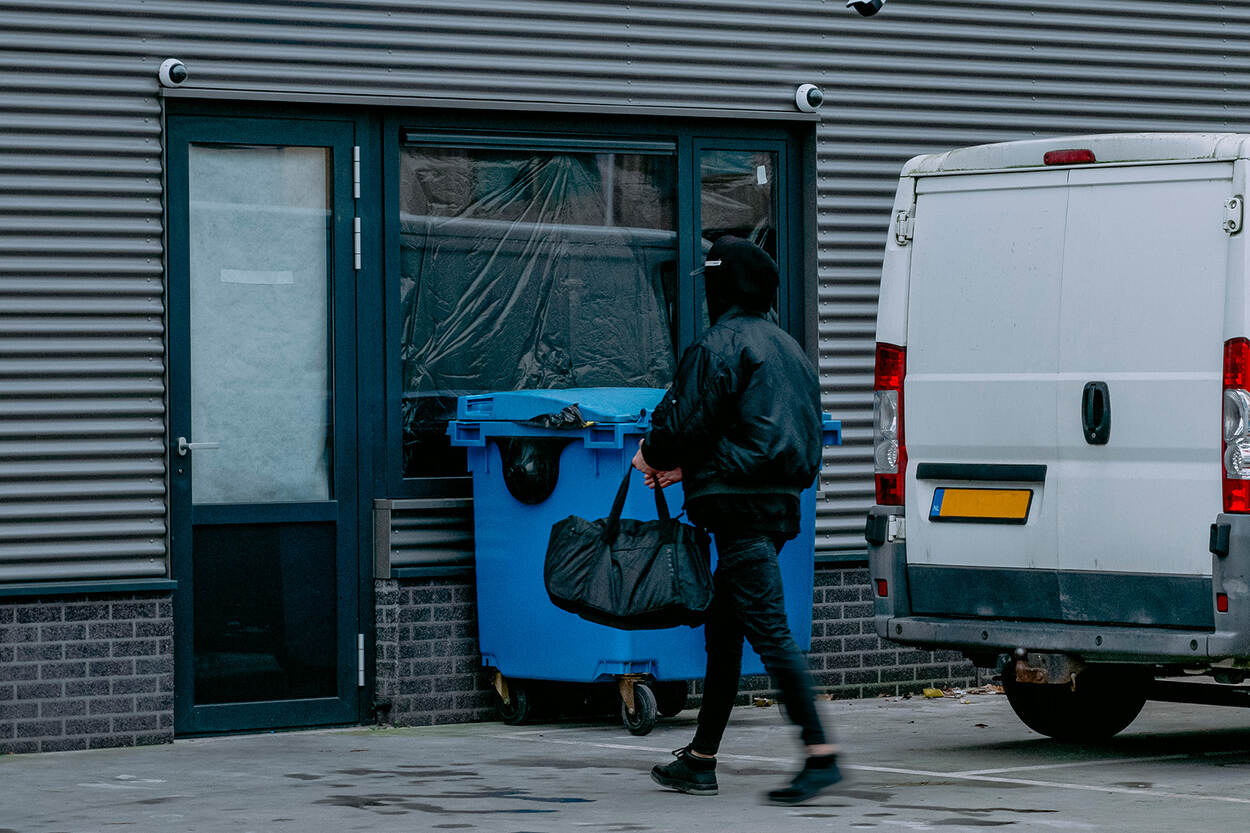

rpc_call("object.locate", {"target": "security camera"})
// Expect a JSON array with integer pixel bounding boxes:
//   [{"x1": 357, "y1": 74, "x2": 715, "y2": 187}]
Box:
[
  {"x1": 795, "y1": 84, "x2": 824, "y2": 113},
  {"x1": 846, "y1": 0, "x2": 885, "y2": 16},
  {"x1": 158, "y1": 58, "x2": 188, "y2": 87}
]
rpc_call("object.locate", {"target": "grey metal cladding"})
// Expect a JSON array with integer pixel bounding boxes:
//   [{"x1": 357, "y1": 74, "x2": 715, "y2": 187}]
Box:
[
  {"x1": 387, "y1": 499, "x2": 474, "y2": 571},
  {"x1": 0, "y1": 6, "x2": 166, "y2": 584},
  {"x1": 813, "y1": 0, "x2": 1250, "y2": 554},
  {"x1": 2, "y1": 1, "x2": 1249, "y2": 574}
]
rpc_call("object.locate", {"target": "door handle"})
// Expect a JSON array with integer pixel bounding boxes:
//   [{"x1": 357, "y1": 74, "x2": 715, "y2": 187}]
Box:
[
  {"x1": 1081, "y1": 382, "x2": 1111, "y2": 445},
  {"x1": 176, "y1": 436, "x2": 221, "y2": 456}
]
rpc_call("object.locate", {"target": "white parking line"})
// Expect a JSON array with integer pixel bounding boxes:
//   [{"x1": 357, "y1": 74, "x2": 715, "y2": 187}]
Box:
[
  {"x1": 952, "y1": 754, "x2": 1191, "y2": 776},
  {"x1": 491, "y1": 734, "x2": 1250, "y2": 806}
]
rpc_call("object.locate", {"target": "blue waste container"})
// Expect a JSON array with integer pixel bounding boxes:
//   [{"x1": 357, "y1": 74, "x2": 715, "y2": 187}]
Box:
[{"x1": 448, "y1": 387, "x2": 840, "y2": 734}]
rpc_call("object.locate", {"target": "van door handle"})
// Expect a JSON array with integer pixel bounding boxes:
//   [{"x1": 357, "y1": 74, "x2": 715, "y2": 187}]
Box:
[{"x1": 1082, "y1": 382, "x2": 1111, "y2": 445}]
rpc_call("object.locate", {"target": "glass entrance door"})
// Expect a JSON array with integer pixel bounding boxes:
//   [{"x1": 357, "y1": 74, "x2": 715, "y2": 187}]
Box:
[{"x1": 167, "y1": 117, "x2": 359, "y2": 734}]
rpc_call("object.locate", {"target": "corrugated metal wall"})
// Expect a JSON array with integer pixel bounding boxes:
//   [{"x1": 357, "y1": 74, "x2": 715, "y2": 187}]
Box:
[
  {"x1": 375, "y1": 498, "x2": 474, "y2": 575},
  {"x1": 2, "y1": 0, "x2": 1250, "y2": 582},
  {"x1": 0, "y1": 5, "x2": 166, "y2": 582},
  {"x1": 811, "y1": 0, "x2": 1250, "y2": 551}
]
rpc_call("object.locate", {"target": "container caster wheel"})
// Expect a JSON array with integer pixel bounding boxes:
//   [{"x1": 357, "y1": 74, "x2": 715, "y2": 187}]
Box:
[
  {"x1": 493, "y1": 673, "x2": 530, "y2": 725},
  {"x1": 497, "y1": 684, "x2": 530, "y2": 725},
  {"x1": 620, "y1": 681, "x2": 658, "y2": 736},
  {"x1": 654, "y1": 680, "x2": 689, "y2": 717}
]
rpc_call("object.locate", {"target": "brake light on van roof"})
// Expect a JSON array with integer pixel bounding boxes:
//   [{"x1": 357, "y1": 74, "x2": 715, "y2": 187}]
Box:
[
  {"x1": 1223, "y1": 337, "x2": 1250, "y2": 512},
  {"x1": 874, "y1": 343, "x2": 907, "y2": 506},
  {"x1": 1043, "y1": 149, "x2": 1097, "y2": 166}
]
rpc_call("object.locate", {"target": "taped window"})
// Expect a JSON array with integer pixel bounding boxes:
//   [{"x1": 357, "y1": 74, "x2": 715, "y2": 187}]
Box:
[{"x1": 398, "y1": 144, "x2": 678, "y2": 478}]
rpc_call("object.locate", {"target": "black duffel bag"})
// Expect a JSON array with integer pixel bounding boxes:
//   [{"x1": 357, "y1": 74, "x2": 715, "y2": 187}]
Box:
[{"x1": 544, "y1": 469, "x2": 713, "y2": 630}]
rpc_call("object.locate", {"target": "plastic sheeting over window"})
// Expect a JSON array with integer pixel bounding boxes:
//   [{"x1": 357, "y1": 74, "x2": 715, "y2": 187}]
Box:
[
  {"x1": 700, "y1": 150, "x2": 778, "y2": 257},
  {"x1": 399, "y1": 145, "x2": 678, "y2": 477},
  {"x1": 698, "y1": 149, "x2": 780, "y2": 329}
]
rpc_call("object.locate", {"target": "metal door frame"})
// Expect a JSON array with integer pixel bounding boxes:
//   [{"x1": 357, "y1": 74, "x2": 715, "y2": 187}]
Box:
[
  {"x1": 166, "y1": 114, "x2": 362, "y2": 734},
  {"x1": 687, "y1": 136, "x2": 800, "y2": 342}
]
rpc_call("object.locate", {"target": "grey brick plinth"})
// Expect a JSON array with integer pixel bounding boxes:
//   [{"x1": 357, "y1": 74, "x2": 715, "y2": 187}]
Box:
[
  {"x1": 374, "y1": 577, "x2": 495, "y2": 728},
  {"x1": 0, "y1": 592, "x2": 174, "y2": 755},
  {"x1": 374, "y1": 564, "x2": 976, "y2": 731},
  {"x1": 806, "y1": 566, "x2": 977, "y2": 699}
]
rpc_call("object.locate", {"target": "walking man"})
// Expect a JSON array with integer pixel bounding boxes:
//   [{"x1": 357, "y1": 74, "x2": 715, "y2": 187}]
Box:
[{"x1": 631, "y1": 235, "x2": 841, "y2": 805}]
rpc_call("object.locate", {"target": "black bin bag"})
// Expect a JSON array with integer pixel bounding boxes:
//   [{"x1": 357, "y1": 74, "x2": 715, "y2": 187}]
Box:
[{"x1": 544, "y1": 469, "x2": 713, "y2": 630}]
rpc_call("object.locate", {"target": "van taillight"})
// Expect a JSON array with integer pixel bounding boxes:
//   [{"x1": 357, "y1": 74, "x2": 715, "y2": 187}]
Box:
[
  {"x1": 874, "y1": 343, "x2": 906, "y2": 505},
  {"x1": 1043, "y1": 149, "x2": 1096, "y2": 165},
  {"x1": 1223, "y1": 338, "x2": 1250, "y2": 512}
]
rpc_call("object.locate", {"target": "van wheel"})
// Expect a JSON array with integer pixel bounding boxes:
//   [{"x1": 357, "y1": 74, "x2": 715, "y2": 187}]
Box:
[{"x1": 1003, "y1": 663, "x2": 1149, "y2": 741}]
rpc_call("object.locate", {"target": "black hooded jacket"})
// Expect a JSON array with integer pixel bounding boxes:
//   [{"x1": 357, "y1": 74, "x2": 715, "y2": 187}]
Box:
[{"x1": 641, "y1": 236, "x2": 822, "y2": 535}]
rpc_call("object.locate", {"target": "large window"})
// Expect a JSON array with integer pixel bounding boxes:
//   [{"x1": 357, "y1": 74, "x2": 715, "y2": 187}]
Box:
[
  {"x1": 387, "y1": 126, "x2": 803, "y2": 488},
  {"x1": 397, "y1": 141, "x2": 679, "y2": 478}
]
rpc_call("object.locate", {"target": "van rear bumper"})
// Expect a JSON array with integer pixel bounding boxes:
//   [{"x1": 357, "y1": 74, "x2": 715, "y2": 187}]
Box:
[
  {"x1": 866, "y1": 507, "x2": 1250, "y2": 663},
  {"x1": 882, "y1": 614, "x2": 1217, "y2": 664}
]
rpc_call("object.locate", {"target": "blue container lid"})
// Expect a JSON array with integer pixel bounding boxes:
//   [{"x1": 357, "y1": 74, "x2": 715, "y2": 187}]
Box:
[{"x1": 457, "y1": 387, "x2": 666, "y2": 424}]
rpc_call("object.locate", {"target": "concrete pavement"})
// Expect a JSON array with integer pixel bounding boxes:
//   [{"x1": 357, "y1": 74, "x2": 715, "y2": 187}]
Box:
[{"x1": 6, "y1": 689, "x2": 1250, "y2": 832}]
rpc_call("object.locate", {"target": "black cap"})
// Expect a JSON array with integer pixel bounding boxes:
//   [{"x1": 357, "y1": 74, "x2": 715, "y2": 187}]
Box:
[{"x1": 703, "y1": 235, "x2": 779, "y2": 319}]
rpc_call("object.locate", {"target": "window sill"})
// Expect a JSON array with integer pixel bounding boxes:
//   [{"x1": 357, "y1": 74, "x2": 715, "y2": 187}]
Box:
[
  {"x1": 0, "y1": 579, "x2": 178, "y2": 600},
  {"x1": 389, "y1": 565, "x2": 474, "y2": 580},
  {"x1": 815, "y1": 551, "x2": 868, "y2": 568}
]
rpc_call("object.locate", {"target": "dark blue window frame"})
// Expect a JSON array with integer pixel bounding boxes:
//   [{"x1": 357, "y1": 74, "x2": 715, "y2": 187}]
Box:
[{"x1": 382, "y1": 115, "x2": 811, "y2": 499}]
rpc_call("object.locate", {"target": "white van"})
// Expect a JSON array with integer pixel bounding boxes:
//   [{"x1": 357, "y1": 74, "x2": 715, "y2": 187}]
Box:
[{"x1": 867, "y1": 133, "x2": 1250, "y2": 740}]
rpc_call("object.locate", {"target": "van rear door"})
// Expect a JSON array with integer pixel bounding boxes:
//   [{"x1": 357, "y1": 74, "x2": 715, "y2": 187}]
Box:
[
  {"x1": 904, "y1": 170, "x2": 1068, "y2": 619},
  {"x1": 1054, "y1": 163, "x2": 1230, "y2": 628}
]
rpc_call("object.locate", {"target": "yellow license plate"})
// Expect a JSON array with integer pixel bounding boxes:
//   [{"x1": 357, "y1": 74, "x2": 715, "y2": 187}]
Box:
[{"x1": 929, "y1": 488, "x2": 1033, "y2": 524}]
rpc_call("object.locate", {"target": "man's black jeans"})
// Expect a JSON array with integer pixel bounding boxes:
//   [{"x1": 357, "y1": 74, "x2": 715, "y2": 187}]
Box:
[{"x1": 690, "y1": 533, "x2": 828, "y2": 755}]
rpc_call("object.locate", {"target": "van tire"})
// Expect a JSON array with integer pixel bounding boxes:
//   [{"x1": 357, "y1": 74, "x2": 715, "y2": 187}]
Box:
[{"x1": 1003, "y1": 663, "x2": 1149, "y2": 741}]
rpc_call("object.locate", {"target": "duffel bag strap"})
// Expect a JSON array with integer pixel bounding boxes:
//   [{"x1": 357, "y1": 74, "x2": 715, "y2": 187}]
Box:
[
  {"x1": 604, "y1": 467, "x2": 676, "y2": 544},
  {"x1": 603, "y1": 468, "x2": 634, "y2": 543},
  {"x1": 652, "y1": 474, "x2": 673, "y2": 524}
]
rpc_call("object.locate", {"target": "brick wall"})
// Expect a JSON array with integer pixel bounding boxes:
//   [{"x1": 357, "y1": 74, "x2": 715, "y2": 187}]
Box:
[
  {"x1": 0, "y1": 592, "x2": 174, "y2": 754},
  {"x1": 808, "y1": 566, "x2": 976, "y2": 697},
  {"x1": 1, "y1": 572, "x2": 972, "y2": 753},
  {"x1": 374, "y1": 565, "x2": 975, "y2": 728},
  {"x1": 374, "y1": 576, "x2": 495, "y2": 726}
]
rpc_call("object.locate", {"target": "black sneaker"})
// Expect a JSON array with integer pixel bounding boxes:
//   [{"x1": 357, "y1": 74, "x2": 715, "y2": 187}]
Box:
[
  {"x1": 650, "y1": 746, "x2": 719, "y2": 796},
  {"x1": 766, "y1": 754, "x2": 842, "y2": 805}
]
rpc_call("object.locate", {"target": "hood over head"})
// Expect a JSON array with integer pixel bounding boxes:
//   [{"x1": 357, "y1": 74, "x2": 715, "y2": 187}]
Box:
[{"x1": 702, "y1": 235, "x2": 779, "y2": 322}]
